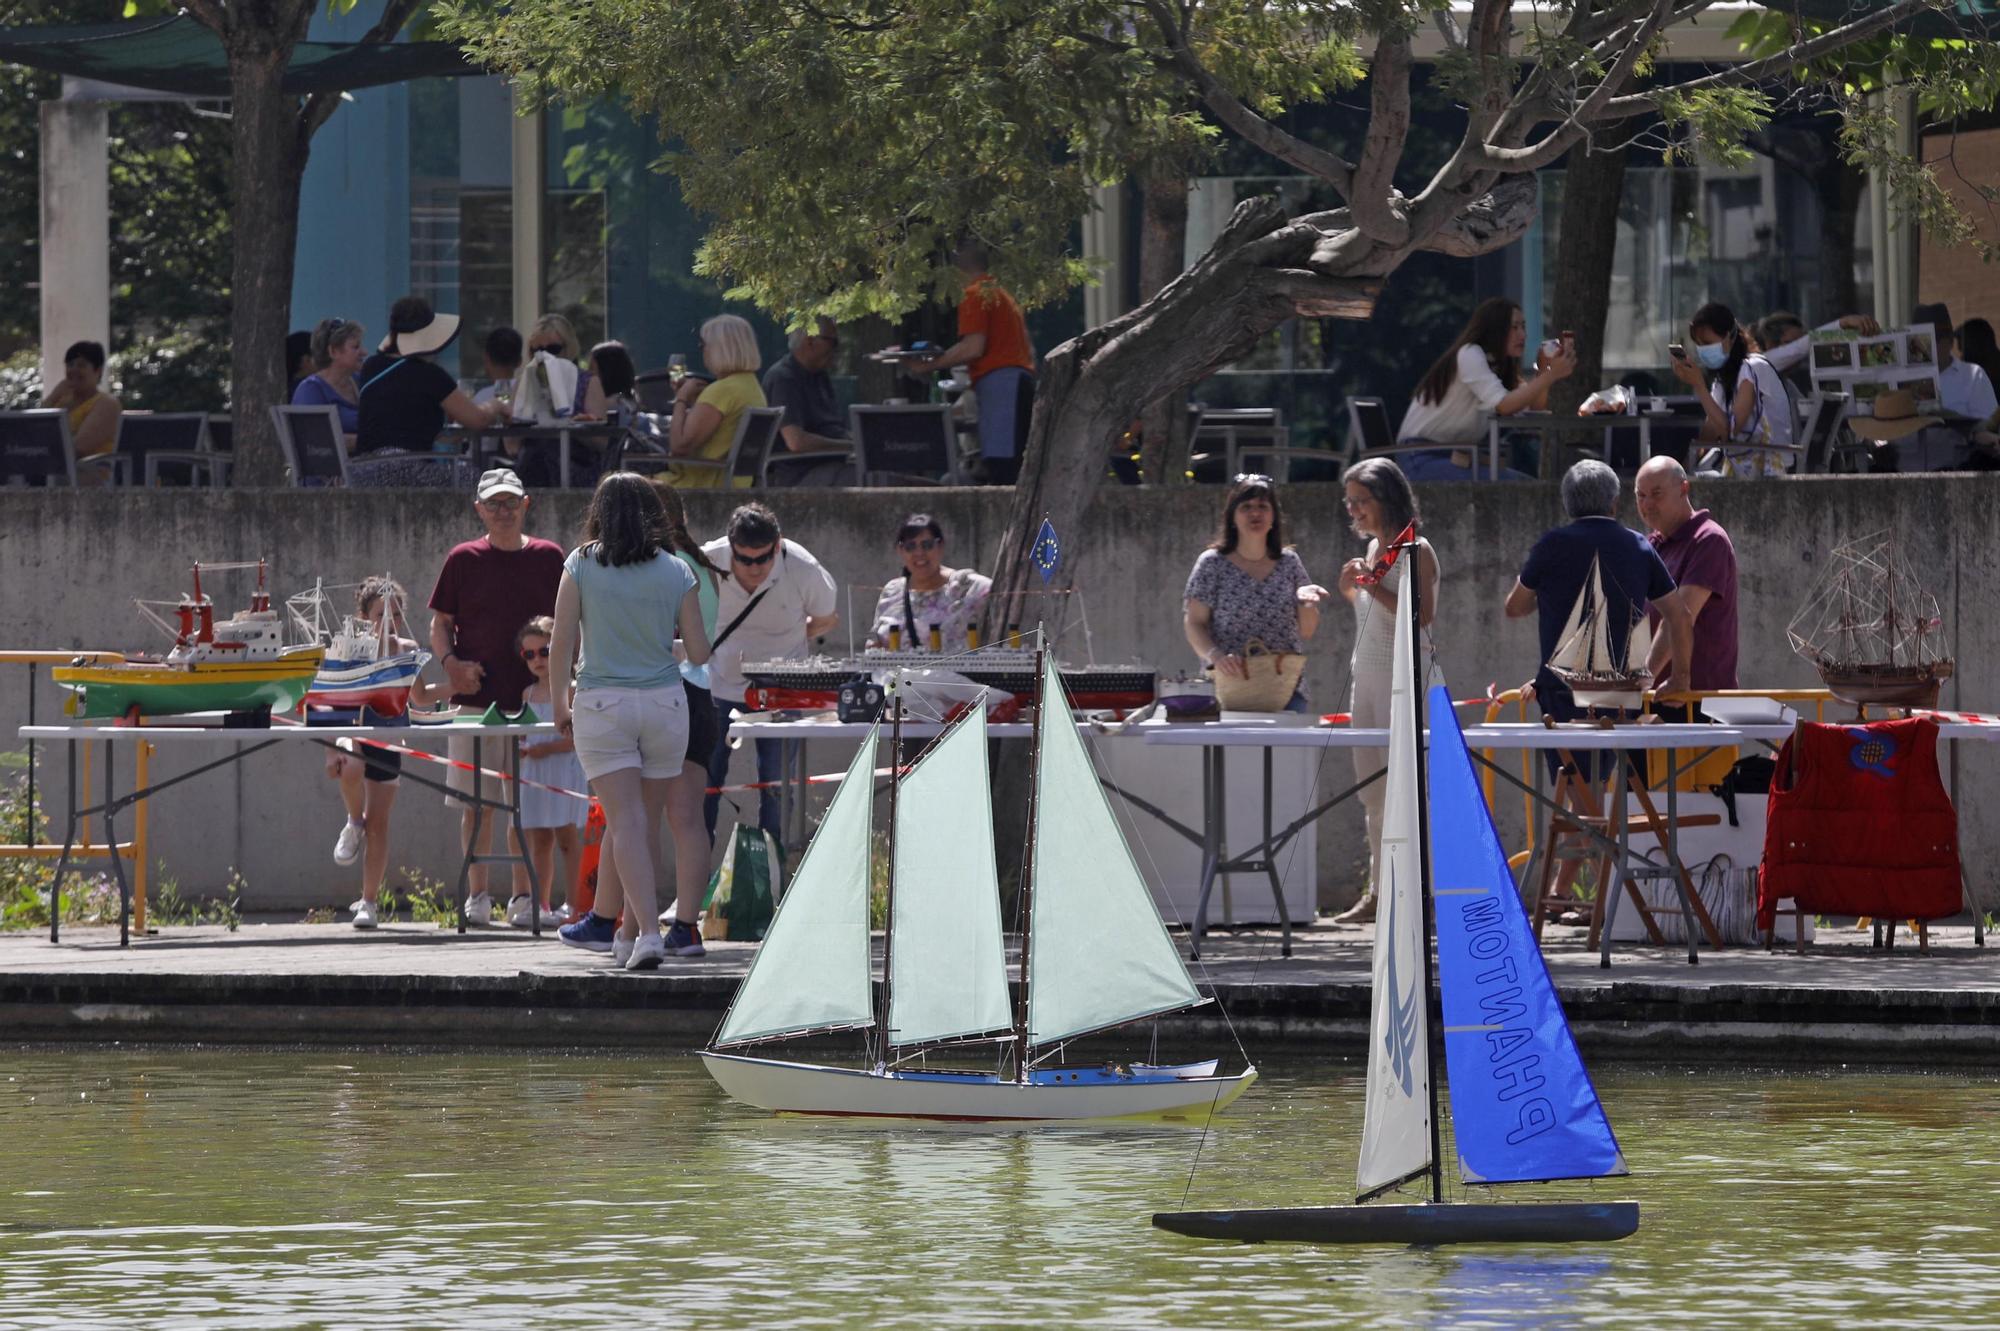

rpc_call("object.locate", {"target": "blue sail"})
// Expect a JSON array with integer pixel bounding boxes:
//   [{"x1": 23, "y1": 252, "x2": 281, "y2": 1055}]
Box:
[{"x1": 1426, "y1": 685, "x2": 1628, "y2": 1185}]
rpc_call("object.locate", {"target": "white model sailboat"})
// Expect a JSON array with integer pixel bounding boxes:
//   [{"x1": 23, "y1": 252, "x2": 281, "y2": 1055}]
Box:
[
  {"x1": 701, "y1": 651, "x2": 1257, "y2": 1124},
  {"x1": 1154, "y1": 528, "x2": 1638, "y2": 1243},
  {"x1": 1546, "y1": 555, "x2": 1652, "y2": 710}
]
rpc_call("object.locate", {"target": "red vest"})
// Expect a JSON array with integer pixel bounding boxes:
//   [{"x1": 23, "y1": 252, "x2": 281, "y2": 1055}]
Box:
[{"x1": 1760, "y1": 717, "x2": 1961, "y2": 929}]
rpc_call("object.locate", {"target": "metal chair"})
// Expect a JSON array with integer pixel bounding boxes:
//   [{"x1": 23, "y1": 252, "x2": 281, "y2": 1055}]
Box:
[
  {"x1": 850, "y1": 403, "x2": 957, "y2": 485},
  {"x1": 1189, "y1": 406, "x2": 1282, "y2": 482},
  {"x1": 270, "y1": 405, "x2": 351, "y2": 486},
  {"x1": 0, "y1": 410, "x2": 78, "y2": 486},
  {"x1": 88, "y1": 412, "x2": 214, "y2": 486},
  {"x1": 622, "y1": 406, "x2": 786, "y2": 489},
  {"x1": 1799, "y1": 391, "x2": 1852, "y2": 475}
]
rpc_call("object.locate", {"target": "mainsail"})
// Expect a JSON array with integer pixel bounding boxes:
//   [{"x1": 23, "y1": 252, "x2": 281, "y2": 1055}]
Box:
[
  {"x1": 711, "y1": 728, "x2": 880, "y2": 1047},
  {"x1": 1356, "y1": 563, "x2": 1434, "y2": 1200},
  {"x1": 1026, "y1": 653, "x2": 1205, "y2": 1046},
  {"x1": 1548, "y1": 556, "x2": 1649, "y2": 676},
  {"x1": 888, "y1": 707, "x2": 1013, "y2": 1046},
  {"x1": 1427, "y1": 685, "x2": 1628, "y2": 1184}
]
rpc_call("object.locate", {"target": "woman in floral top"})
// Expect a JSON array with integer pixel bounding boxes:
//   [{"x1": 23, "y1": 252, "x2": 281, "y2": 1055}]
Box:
[
  {"x1": 868, "y1": 513, "x2": 993, "y2": 654},
  {"x1": 1182, "y1": 475, "x2": 1328, "y2": 710}
]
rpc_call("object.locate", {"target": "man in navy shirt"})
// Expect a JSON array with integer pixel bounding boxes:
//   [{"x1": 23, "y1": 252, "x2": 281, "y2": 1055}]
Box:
[{"x1": 1505, "y1": 459, "x2": 1695, "y2": 721}]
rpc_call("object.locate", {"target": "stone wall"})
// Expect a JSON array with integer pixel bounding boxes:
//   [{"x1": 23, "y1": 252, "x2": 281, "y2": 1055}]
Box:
[{"x1": 2, "y1": 477, "x2": 1991, "y2": 914}]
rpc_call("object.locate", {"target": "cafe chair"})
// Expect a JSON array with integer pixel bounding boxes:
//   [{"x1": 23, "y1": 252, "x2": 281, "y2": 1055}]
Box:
[
  {"x1": 270, "y1": 405, "x2": 351, "y2": 487},
  {"x1": 1798, "y1": 391, "x2": 1852, "y2": 475},
  {"x1": 622, "y1": 406, "x2": 786, "y2": 489},
  {"x1": 1188, "y1": 406, "x2": 1283, "y2": 482},
  {"x1": 88, "y1": 412, "x2": 216, "y2": 487},
  {"x1": 851, "y1": 403, "x2": 955, "y2": 485},
  {"x1": 0, "y1": 409, "x2": 78, "y2": 486}
]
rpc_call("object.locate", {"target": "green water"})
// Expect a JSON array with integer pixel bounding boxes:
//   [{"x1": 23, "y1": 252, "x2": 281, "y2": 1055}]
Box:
[{"x1": 1, "y1": 1052, "x2": 1996, "y2": 1328}]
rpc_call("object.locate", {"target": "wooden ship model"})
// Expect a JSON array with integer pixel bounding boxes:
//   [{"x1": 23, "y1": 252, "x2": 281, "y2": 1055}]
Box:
[
  {"x1": 1788, "y1": 531, "x2": 1953, "y2": 710},
  {"x1": 1546, "y1": 556, "x2": 1652, "y2": 710}
]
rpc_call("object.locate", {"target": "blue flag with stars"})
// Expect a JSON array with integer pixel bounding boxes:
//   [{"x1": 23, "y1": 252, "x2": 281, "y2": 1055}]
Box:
[{"x1": 1031, "y1": 518, "x2": 1062, "y2": 584}]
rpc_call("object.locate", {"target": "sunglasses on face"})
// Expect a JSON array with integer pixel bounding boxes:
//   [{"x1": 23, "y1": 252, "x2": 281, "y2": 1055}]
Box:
[
  {"x1": 898, "y1": 537, "x2": 941, "y2": 553},
  {"x1": 731, "y1": 547, "x2": 776, "y2": 567},
  {"x1": 520, "y1": 645, "x2": 551, "y2": 660}
]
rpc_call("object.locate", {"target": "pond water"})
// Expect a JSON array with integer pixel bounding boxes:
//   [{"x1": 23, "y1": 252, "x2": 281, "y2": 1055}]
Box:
[{"x1": 1, "y1": 1051, "x2": 1995, "y2": 1328}]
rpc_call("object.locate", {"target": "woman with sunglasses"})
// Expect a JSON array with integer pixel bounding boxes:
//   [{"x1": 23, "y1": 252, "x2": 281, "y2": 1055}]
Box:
[
  {"x1": 1182, "y1": 474, "x2": 1328, "y2": 712},
  {"x1": 866, "y1": 514, "x2": 991, "y2": 653}
]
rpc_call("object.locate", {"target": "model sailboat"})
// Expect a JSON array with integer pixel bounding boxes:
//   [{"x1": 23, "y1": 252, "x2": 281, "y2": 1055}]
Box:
[
  {"x1": 701, "y1": 651, "x2": 1257, "y2": 1123},
  {"x1": 1787, "y1": 530, "x2": 1953, "y2": 710},
  {"x1": 1154, "y1": 529, "x2": 1638, "y2": 1243},
  {"x1": 1546, "y1": 555, "x2": 1652, "y2": 710}
]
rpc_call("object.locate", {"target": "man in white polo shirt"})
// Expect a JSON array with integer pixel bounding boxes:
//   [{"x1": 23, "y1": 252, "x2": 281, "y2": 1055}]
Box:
[{"x1": 700, "y1": 502, "x2": 840, "y2": 852}]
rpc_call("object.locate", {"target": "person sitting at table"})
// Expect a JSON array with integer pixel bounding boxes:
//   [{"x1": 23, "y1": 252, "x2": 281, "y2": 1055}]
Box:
[
  {"x1": 355, "y1": 297, "x2": 501, "y2": 484},
  {"x1": 472, "y1": 326, "x2": 523, "y2": 412},
  {"x1": 1395, "y1": 297, "x2": 1574, "y2": 481},
  {"x1": 867, "y1": 513, "x2": 992, "y2": 654},
  {"x1": 1331, "y1": 457, "x2": 1438, "y2": 926},
  {"x1": 286, "y1": 329, "x2": 315, "y2": 398},
  {"x1": 1634, "y1": 457, "x2": 1738, "y2": 710},
  {"x1": 527, "y1": 313, "x2": 607, "y2": 419},
  {"x1": 290, "y1": 317, "x2": 365, "y2": 444},
  {"x1": 667, "y1": 314, "x2": 767, "y2": 488},
  {"x1": 39, "y1": 339, "x2": 122, "y2": 476},
  {"x1": 761, "y1": 318, "x2": 853, "y2": 487},
  {"x1": 1670, "y1": 302, "x2": 1793, "y2": 478},
  {"x1": 589, "y1": 340, "x2": 638, "y2": 425},
  {"x1": 1182, "y1": 474, "x2": 1328, "y2": 713},
  {"x1": 1894, "y1": 302, "x2": 2000, "y2": 472}
]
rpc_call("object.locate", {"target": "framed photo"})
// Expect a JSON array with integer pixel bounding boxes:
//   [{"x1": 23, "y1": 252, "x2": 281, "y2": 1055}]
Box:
[
  {"x1": 1856, "y1": 335, "x2": 1902, "y2": 370},
  {"x1": 1904, "y1": 331, "x2": 1937, "y2": 367},
  {"x1": 1811, "y1": 338, "x2": 1854, "y2": 372}
]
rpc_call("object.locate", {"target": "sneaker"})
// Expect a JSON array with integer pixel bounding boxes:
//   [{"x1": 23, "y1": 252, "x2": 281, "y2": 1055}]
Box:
[
  {"x1": 612, "y1": 933, "x2": 635, "y2": 967},
  {"x1": 664, "y1": 919, "x2": 706, "y2": 958},
  {"x1": 464, "y1": 892, "x2": 494, "y2": 926},
  {"x1": 507, "y1": 895, "x2": 554, "y2": 928},
  {"x1": 333, "y1": 820, "x2": 364, "y2": 867},
  {"x1": 351, "y1": 898, "x2": 379, "y2": 930},
  {"x1": 558, "y1": 912, "x2": 619, "y2": 953},
  {"x1": 625, "y1": 933, "x2": 667, "y2": 971}
]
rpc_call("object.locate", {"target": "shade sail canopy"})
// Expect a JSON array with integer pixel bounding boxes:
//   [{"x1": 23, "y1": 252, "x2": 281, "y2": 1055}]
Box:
[{"x1": 0, "y1": 16, "x2": 477, "y2": 97}]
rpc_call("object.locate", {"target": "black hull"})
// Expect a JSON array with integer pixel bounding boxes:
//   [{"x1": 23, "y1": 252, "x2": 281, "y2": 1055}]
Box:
[{"x1": 1152, "y1": 1201, "x2": 1640, "y2": 1246}]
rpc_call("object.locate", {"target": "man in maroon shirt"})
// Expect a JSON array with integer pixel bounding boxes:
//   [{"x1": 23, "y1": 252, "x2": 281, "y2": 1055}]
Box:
[
  {"x1": 428, "y1": 467, "x2": 567, "y2": 925},
  {"x1": 1635, "y1": 457, "x2": 1738, "y2": 708}
]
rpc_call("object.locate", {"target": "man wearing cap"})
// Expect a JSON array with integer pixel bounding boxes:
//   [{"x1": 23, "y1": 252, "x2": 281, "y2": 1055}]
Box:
[
  {"x1": 1634, "y1": 457, "x2": 1738, "y2": 706},
  {"x1": 429, "y1": 467, "x2": 568, "y2": 927},
  {"x1": 357, "y1": 295, "x2": 502, "y2": 462}
]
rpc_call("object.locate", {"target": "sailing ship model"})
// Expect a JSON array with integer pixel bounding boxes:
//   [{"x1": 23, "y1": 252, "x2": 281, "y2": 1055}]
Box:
[
  {"x1": 1546, "y1": 555, "x2": 1652, "y2": 710},
  {"x1": 53, "y1": 560, "x2": 324, "y2": 721},
  {"x1": 1155, "y1": 527, "x2": 1639, "y2": 1244},
  {"x1": 1788, "y1": 531, "x2": 1953, "y2": 710},
  {"x1": 701, "y1": 650, "x2": 1257, "y2": 1124},
  {"x1": 287, "y1": 577, "x2": 429, "y2": 718}
]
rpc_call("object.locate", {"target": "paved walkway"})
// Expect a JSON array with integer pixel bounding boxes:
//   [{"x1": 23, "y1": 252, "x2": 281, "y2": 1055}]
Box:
[{"x1": 3, "y1": 916, "x2": 1995, "y2": 1059}]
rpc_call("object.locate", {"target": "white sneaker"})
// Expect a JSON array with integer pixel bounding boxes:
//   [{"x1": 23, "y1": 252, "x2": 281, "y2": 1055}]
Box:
[
  {"x1": 464, "y1": 892, "x2": 494, "y2": 926},
  {"x1": 612, "y1": 934, "x2": 635, "y2": 967},
  {"x1": 333, "y1": 820, "x2": 364, "y2": 866},
  {"x1": 625, "y1": 933, "x2": 666, "y2": 971},
  {"x1": 506, "y1": 894, "x2": 533, "y2": 927},
  {"x1": 351, "y1": 898, "x2": 379, "y2": 930}
]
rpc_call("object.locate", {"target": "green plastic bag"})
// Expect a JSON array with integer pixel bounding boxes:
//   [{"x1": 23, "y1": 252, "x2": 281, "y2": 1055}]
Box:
[{"x1": 701, "y1": 825, "x2": 782, "y2": 942}]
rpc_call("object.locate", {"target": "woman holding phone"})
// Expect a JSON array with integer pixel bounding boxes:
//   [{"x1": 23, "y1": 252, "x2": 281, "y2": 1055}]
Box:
[
  {"x1": 1395, "y1": 298, "x2": 1576, "y2": 480},
  {"x1": 1670, "y1": 301, "x2": 1793, "y2": 478}
]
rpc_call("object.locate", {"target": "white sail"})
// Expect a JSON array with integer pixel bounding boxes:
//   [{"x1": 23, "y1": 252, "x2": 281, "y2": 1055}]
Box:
[
  {"x1": 888, "y1": 706, "x2": 1013, "y2": 1046},
  {"x1": 1586, "y1": 558, "x2": 1614, "y2": 671},
  {"x1": 1356, "y1": 561, "x2": 1434, "y2": 1200},
  {"x1": 712, "y1": 727, "x2": 880, "y2": 1047},
  {"x1": 1625, "y1": 599, "x2": 1653, "y2": 673},
  {"x1": 1027, "y1": 653, "x2": 1205, "y2": 1046},
  {"x1": 1547, "y1": 560, "x2": 1593, "y2": 675}
]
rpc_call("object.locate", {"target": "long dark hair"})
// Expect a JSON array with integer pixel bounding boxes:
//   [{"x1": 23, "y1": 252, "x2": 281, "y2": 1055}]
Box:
[
  {"x1": 1959, "y1": 317, "x2": 2000, "y2": 386},
  {"x1": 648, "y1": 477, "x2": 726, "y2": 577},
  {"x1": 1690, "y1": 301, "x2": 1748, "y2": 399},
  {"x1": 1414, "y1": 297, "x2": 1521, "y2": 406},
  {"x1": 1208, "y1": 475, "x2": 1285, "y2": 559},
  {"x1": 581, "y1": 472, "x2": 668, "y2": 567},
  {"x1": 590, "y1": 340, "x2": 637, "y2": 396}
]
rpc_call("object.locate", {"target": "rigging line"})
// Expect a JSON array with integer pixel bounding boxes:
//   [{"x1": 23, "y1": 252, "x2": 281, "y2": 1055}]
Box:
[{"x1": 1176, "y1": 1076, "x2": 1232, "y2": 1211}]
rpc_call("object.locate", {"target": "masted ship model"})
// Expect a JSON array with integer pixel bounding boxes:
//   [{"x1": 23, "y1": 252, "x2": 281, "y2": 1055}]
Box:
[
  {"x1": 1788, "y1": 531, "x2": 1954, "y2": 710},
  {"x1": 1546, "y1": 555, "x2": 1653, "y2": 710}
]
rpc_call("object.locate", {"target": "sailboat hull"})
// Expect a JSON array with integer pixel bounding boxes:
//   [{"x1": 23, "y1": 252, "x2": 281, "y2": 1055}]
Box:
[
  {"x1": 702, "y1": 1051, "x2": 1256, "y2": 1125},
  {"x1": 1152, "y1": 1200, "x2": 1640, "y2": 1246}
]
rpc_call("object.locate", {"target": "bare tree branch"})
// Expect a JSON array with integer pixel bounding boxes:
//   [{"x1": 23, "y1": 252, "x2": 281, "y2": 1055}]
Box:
[
  {"x1": 1348, "y1": 29, "x2": 1413, "y2": 246},
  {"x1": 1133, "y1": 0, "x2": 1356, "y2": 198},
  {"x1": 1473, "y1": 0, "x2": 1673, "y2": 172},
  {"x1": 300, "y1": 0, "x2": 429, "y2": 138},
  {"x1": 178, "y1": 0, "x2": 230, "y2": 37}
]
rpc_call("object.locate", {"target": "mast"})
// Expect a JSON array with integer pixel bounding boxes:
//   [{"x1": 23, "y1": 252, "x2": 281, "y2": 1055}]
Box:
[
  {"x1": 878, "y1": 679, "x2": 901, "y2": 1063},
  {"x1": 1013, "y1": 633, "x2": 1047, "y2": 1083},
  {"x1": 1404, "y1": 526, "x2": 1445, "y2": 1206}
]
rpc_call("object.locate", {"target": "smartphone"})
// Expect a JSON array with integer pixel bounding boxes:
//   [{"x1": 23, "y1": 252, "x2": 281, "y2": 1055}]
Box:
[{"x1": 1667, "y1": 343, "x2": 1686, "y2": 361}]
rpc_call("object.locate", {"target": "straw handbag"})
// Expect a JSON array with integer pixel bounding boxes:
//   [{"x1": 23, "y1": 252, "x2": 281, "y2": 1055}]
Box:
[{"x1": 1209, "y1": 638, "x2": 1306, "y2": 712}]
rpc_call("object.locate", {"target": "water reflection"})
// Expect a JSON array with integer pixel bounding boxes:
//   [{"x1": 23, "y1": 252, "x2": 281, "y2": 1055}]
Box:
[{"x1": 2, "y1": 1055, "x2": 1998, "y2": 1327}]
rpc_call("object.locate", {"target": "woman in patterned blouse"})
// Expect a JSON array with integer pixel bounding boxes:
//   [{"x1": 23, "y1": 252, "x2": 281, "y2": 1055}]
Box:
[
  {"x1": 1182, "y1": 475, "x2": 1328, "y2": 710},
  {"x1": 867, "y1": 513, "x2": 993, "y2": 654}
]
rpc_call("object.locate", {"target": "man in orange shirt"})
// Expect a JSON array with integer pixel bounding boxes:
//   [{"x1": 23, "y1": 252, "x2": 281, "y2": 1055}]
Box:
[{"x1": 909, "y1": 239, "x2": 1036, "y2": 483}]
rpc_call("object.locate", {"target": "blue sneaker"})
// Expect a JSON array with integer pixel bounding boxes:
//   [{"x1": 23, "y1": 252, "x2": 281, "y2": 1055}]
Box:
[
  {"x1": 664, "y1": 919, "x2": 706, "y2": 958},
  {"x1": 558, "y1": 913, "x2": 618, "y2": 953}
]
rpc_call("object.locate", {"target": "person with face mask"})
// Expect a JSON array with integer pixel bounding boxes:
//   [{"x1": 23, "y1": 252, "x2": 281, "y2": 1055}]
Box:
[{"x1": 1669, "y1": 301, "x2": 1793, "y2": 478}]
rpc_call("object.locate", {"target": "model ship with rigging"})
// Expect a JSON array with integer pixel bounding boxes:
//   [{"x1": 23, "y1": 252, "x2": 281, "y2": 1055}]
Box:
[
  {"x1": 741, "y1": 647, "x2": 1157, "y2": 715},
  {"x1": 287, "y1": 577, "x2": 429, "y2": 718},
  {"x1": 1788, "y1": 530, "x2": 1953, "y2": 710},
  {"x1": 702, "y1": 646, "x2": 1254, "y2": 1123},
  {"x1": 1545, "y1": 555, "x2": 1653, "y2": 710}
]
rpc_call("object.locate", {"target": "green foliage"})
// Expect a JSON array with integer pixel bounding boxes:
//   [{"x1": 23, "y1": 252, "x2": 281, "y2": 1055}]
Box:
[
  {"x1": 0, "y1": 756, "x2": 122, "y2": 931},
  {"x1": 149, "y1": 862, "x2": 244, "y2": 930},
  {"x1": 388, "y1": 867, "x2": 458, "y2": 928},
  {"x1": 0, "y1": 334, "x2": 231, "y2": 412},
  {"x1": 1657, "y1": 87, "x2": 1777, "y2": 170}
]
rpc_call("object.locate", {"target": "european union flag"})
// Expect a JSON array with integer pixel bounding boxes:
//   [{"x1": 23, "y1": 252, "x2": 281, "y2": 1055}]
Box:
[{"x1": 1030, "y1": 518, "x2": 1062, "y2": 584}]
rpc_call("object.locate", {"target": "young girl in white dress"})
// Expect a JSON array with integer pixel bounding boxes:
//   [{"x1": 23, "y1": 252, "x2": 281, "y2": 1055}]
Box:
[{"x1": 514, "y1": 616, "x2": 589, "y2": 923}]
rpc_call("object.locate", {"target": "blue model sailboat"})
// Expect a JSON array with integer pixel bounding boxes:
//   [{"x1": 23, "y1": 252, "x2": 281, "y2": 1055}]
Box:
[{"x1": 1154, "y1": 529, "x2": 1638, "y2": 1244}]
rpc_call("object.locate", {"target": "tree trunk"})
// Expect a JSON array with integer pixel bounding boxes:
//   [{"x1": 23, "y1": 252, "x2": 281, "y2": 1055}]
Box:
[
  {"x1": 1547, "y1": 143, "x2": 1627, "y2": 418},
  {"x1": 1135, "y1": 169, "x2": 1191, "y2": 485}
]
